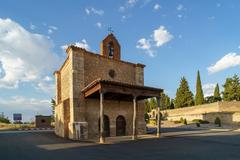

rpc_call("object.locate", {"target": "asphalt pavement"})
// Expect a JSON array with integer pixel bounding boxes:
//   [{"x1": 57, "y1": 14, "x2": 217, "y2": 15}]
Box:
[{"x1": 1, "y1": 129, "x2": 240, "y2": 160}]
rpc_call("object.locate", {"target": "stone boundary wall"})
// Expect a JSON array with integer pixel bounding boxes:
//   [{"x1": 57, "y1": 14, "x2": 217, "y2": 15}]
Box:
[{"x1": 161, "y1": 101, "x2": 240, "y2": 124}]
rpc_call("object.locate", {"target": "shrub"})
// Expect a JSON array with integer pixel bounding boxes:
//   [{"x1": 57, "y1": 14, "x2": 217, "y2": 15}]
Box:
[
  {"x1": 149, "y1": 119, "x2": 156, "y2": 125},
  {"x1": 183, "y1": 119, "x2": 187, "y2": 125},
  {"x1": 180, "y1": 117, "x2": 184, "y2": 123},
  {"x1": 200, "y1": 120, "x2": 210, "y2": 124},
  {"x1": 173, "y1": 120, "x2": 181, "y2": 124},
  {"x1": 144, "y1": 113, "x2": 149, "y2": 123},
  {"x1": 0, "y1": 117, "x2": 10, "y2": 124},
  {"x1": 192, "y1": 119, "x2": 201, "y2": 123},
  {"x1": 192, "y1": 119, "x2": 209, "y2": 124},
  {"x1": 214, "y1": 117, "x2": 221, "y2": 127}
]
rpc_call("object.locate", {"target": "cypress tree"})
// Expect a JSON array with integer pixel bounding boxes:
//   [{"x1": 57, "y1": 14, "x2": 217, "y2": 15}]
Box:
[
  {"x1": 195, "y1": 70, "x2": 204, "y2": 105},
  {"x1": 170, "y1": 99, "x2": 175, "y2": 109},
  {"x1": 174, "y1": 77, "x2": 194, "y2": 108},
  {"x1": 213, "y1": 83, "x2": 221, "y2": 101},
  {"x1": 160, "y1": 93, "x2": 166, "y2": 110},
  {"x1": 165, "y1": 96, "x2": 171, "y2": 109}
]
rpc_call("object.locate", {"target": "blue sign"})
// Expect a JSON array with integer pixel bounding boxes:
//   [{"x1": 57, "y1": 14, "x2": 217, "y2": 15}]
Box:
[{"x1": 13, "y1": 113, "x2": 22, "y2": 121}]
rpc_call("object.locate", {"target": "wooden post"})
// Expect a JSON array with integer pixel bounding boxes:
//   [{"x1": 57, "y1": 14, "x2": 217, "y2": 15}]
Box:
[
  {"x1": 157, "y1": 97, "x2": 161, "y2": 138},
  {"x1": 132, "y1": 95, "x2": 137, "y2": 140},
  {"x1": 100, "y1": 92, "x2": 105, "y2": 143}
]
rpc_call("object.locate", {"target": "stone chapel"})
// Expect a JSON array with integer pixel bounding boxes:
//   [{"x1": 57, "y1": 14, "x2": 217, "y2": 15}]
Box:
[{"x1": 54, "y1": 33, "x2": 163, "y2": 143}]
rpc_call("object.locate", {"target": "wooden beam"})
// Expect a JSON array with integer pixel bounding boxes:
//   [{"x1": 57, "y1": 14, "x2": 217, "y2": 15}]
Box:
[
  {"x1": 132, "y1": 96, "x2": 137, "y2": 140},
  {"x1": 101, "y1": 84, "x2": 160, "y2": 98},
  {"x1": 99, "y1": 92, "x2": 105, "y2": 143},
  {"x1": 84, "y1": 84, "x2": 101, "y2": 97},
  {"x1": 156, "y1": 97, "x2": 161, "y2": 138}
]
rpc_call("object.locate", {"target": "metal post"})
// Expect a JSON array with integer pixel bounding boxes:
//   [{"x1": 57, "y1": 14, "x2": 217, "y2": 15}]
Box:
[
  {"x1": 100, "y1": 92, "x2": 105, "y2": 143},
  {"x1": 132, "y1": 96, "x2": 137, "y2": 140},
  {"x1": 157, "y1": 97, "x2": 161, "y2": 138}
]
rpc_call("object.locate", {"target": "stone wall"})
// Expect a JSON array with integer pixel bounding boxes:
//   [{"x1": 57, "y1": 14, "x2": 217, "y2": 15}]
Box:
[
  {"x1": 162, "y1": 101, "x2": 240, "y2": 124},
  {"x1": 85, "y1": 99, "x2": 146, "y2": 139},
  {"x1": 83, "y1": 51, "x2": 139, "y2": 86},
  {"x1": 60, "y1": 59, "x2": 71, "y2": 102}
]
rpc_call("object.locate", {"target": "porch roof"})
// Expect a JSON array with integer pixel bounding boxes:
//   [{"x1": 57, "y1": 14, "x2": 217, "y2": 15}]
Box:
[{"x1": 81, "y1": 79, "x2": 163, "y2": 101}]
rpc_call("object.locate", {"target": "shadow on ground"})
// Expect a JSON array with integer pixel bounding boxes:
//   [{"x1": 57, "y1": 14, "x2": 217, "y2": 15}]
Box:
[{"x1": 1, "y1": 129, "x2": 240, "y2": 160}]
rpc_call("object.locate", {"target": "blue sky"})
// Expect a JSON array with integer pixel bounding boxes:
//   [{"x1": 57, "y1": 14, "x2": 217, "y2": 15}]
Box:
[{"x1": 0, "y1": 0, "x2": 240, "y2": 121}]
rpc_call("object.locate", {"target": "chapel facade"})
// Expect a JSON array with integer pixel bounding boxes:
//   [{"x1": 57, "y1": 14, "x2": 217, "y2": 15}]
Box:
[{"x1": 54, "y1": 34, "x2": 163, "y2": 143}]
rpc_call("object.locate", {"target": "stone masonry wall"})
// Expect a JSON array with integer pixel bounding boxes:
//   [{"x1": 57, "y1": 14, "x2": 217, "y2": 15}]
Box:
[
  {"x1": 162, "y1": 101, "x2": 240, "y2": 124},
  {"x1": 85, "y1": 99, "x2": 146, "y2": 139},
  {"x1": 83, "y1": 51, "x2": 138, "y2": 86}
]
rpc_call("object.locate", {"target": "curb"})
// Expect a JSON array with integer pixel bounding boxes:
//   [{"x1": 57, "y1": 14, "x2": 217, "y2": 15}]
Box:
[{"x1": 18, "y1": 128, "x2": 53, "y2": 131}]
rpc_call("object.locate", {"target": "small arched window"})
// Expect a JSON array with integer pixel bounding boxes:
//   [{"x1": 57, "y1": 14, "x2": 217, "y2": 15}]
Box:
[{"x1": 107, "y1": 41, "x2": 114, "y2": 58}]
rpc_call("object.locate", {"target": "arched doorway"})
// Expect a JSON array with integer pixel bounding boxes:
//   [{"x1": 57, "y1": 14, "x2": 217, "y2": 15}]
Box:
[
  {"x1": 99, "y1": 115, "x2": 110, "y2": 137},
  {"x1": 116, "y1": 115, "x2": 126, "y2": 136}
]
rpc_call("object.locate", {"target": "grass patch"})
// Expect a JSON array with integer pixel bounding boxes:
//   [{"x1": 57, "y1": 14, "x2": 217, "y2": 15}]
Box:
[
  {"x1": 0, "y1": 123, "x2": 35, "y2": 131},
  {"x1": 192, "y1": 119, "x2": 209, "y2": 124}
]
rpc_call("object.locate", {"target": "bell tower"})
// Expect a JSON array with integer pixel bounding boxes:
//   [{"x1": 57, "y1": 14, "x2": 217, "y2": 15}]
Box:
[{"x1": 100, "y1": 33, "x2": 121, "y2": 60}]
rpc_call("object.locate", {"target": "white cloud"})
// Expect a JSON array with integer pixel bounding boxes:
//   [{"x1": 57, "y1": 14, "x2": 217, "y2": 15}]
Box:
[
  {"x1": 121, "y1": 15, "x2": 131, "y2": 22},
  {"x1": 35, "y1": 81, "x2": 55, "y2": 95},
  {"x1": 0, "y1": 18, "x2": 61, "y2": 89},
  {"x1": 119, "y1": 6, "x2": 125, "y2": 12},
  {"x1": 47, "y1": 25, "x2": 58, "y2": 34},
  {"x1": 0, "y1": 96, "x2": 51, "y2": 121},
  {"x1": 136, "y1": 38, "x2": 154, "y2": 57},
  {"x1": 85, "y1": 8, "x2": 90, "y2": 15},
  {"x1": 85, "y1": 7, "x2": 104, "y2": 16},
  {"x1": 96, "y1": 22, "x2": 102, "y2": 28},
  {"x1": 48, "y1": 29, "x2": 53, "y2": 34},
  {"x1": 61, "y1": 39, "x2": 90, "y2": 51},
  {"x1": 177, "y1": 14, "x2": 183, "y2": 19},
  {"x1": 49, "y1": 26, "x2": 58, "y2": 30},
  {"x1": 153, "y1": 26, "x2": 173, "y2": 47},
  {"x1": 202, "y1": 83, "x2": 216, "y2": 97},
  {"x1": 208, "y1": 53, "x2": 240, "y2": 74},
  {"x1": 128, "y1": 0, "x2": 137, "y2": 6},
  {"x1": 136, "y1": 38, "x2": 151, "y2": 50},
  {"x1": 154, "y1": 4, "x2": 161, "y2": 10},
  {"x1": 74, "y1": 39, "x2": 90, "y2": 50},
  {"x1": 30, "y1": 23, "x2": 36, "y2": 30},
  {"x1": 119, "y1": 0, "x2": 137, "y2": 12},
  {"x1": 176, "y1": 4, "x2": 184, "y2": 11},
  {"x1": 136, "y1": 25, "x2": 173, "y2": 57},
  {"x1": 43, "y1": 76, "x2": 53, "y2": 81}
]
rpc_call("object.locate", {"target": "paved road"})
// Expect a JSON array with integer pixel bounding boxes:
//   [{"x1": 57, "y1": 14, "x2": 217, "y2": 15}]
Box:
[{"x1": 1, "y1": 129, "x2": 240, "y2": 160}]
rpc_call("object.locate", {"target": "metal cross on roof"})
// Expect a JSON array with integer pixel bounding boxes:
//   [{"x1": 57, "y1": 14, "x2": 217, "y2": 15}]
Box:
[{"x1": 108, "y1": 27, "x2": 114, "y2": 34}]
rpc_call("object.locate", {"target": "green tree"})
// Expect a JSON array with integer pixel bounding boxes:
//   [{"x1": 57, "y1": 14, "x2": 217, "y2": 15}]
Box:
[
  {"x1": 160, "y1": 93, "x2": 171, "y2": 110},
  {"x1": 223, "y1": 74, "x2": 240, "y2": 101},
  {"x1": 51, "y1": 98, "x2": 56, "y2": 122},
  {"x1": 205, "y1": 96, "x2": 215, "y2": 104},
  {"x1": 149, "y1": 98, "x2": 157, "y2": 110},
  {"x1": 165, "y1": 96, "x2": 171, "y2": 109},
  {"x1": 0, "y1": 116, "x2": 10, "y2": 124},
  {"x1": 145, "y1": 98, "x2": 157, "y2": 113},
  {"x1": 170, "y1": 99, "x2": 175, "y2": 109},
  {"x1": 213, "y1": 83, "x2": 221, "y2": 101},
  {"x1": 144, "y1": 100, "x2": 151, "y2": 114},
  {"x1": 174, "y1": 77, "x2": 194, "y2": 108},
  {"x1": 195, "y1": 70, "x2": 204, "y2": 105}
]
